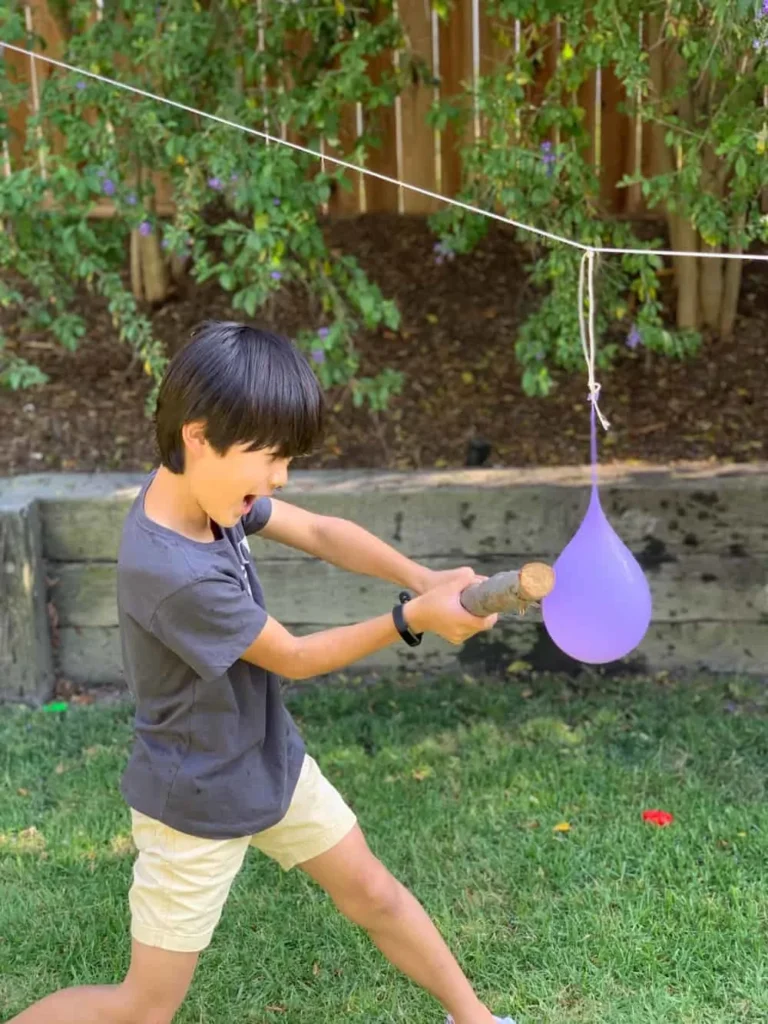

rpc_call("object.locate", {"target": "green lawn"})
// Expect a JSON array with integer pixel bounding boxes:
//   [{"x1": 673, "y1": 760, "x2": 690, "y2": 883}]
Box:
[{"x1": 1, "y1": 673, "x2": 767, "y2": 1024}]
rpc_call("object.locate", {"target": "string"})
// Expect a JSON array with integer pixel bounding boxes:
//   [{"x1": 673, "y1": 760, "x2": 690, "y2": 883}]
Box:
[
  {"x1": 578, "y1": 249, "x2": 609, "y2": 437},
  {"x1": 2, "y1": 41, "x2": 766, "y2": 430}
]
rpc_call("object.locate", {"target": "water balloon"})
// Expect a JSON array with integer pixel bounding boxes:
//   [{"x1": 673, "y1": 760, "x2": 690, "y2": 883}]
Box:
[{"x1": 542, "y1": 407, "x2": 652, "y2": 664}]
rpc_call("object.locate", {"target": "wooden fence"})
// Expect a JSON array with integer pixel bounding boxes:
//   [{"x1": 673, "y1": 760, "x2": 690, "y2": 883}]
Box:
[{"x1": 3, "y1": 0, "x2": 651, "y2": 219}]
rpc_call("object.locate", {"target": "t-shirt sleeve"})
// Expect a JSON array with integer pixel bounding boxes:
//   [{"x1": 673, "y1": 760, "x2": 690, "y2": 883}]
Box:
[
  {"x1": 150, "y1": 575, "x2": 268, "y2": 682},
  {"x1": 242, "y1": 497, "x2": 272, "y2": 536}
]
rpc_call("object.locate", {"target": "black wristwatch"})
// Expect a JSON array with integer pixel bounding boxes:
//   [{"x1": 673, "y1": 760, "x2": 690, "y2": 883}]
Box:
[{"x1": 393, "y1": 591, "x2": 423, "y2": 647}]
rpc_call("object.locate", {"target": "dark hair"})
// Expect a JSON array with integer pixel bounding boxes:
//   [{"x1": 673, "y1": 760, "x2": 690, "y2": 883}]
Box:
[{"x1": 156, "y1": 321, "x2": 325, "y2": 473}]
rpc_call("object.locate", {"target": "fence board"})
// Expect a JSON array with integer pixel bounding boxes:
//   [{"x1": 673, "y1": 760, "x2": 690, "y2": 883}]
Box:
[
  {"x1": 438, "y1": 3, "x2": 474, "y2": 199},
  {"x1": 363, "y1": 6, "x2": 401, "y2": 215},
  {"x1": 398, "y1": 0, "x2": 439, "y2": 214}
]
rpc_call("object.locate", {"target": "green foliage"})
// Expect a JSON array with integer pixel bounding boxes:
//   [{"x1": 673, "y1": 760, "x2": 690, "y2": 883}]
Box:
[
  {"x1": 431, "y1": 0, "x2": 768, "y2": 396},
  {"x1": 0, "y1": 0, "x2": 404, "y2": 407}
]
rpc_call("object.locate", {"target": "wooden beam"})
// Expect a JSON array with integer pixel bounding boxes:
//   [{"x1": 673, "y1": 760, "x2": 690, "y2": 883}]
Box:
[{"x1": 0, "y1": 501, "x2": 54, "y2": 703}]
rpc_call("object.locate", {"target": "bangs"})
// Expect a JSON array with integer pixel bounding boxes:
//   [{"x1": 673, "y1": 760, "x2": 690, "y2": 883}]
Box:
[
  {"x1": 155, "y1": 321, "x2": 326, "y2": 472},
  {"x1": 225, "y1": 354, "x2": 325, "y2": 460},
  {"x1": 203, "y1": 325, "x2": 325, "y2": 459}
]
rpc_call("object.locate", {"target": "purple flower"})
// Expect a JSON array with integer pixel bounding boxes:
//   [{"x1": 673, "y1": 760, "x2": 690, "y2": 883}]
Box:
[
  {"x1": 76, "y1": 80, "x2": 87, "y2": 90},
  {"x1": 139, "y1": 220, "x2": 152, "y2": 237},
  {"x1": 126, "y1": 193, "x2": 137, "y2": 206},
  {"x1": 626, "y1": 324, "x2": 642, "y2": 350},
  {"x1": 270, "y1": 270, "x2": 282, "y2": 281},
  {"x1": 102, "y1": 178, "x2": 116, "y2": 196},
  {"x1": 756, "y1": 2, "x2": 768, "y2": 49},
  {"x1": 208, "y1": 177, "x2": 223, "y2": 191},
  {"x1": 318, "y1": 327, "x2": 330, "y2": 338},
  {"x1": 311, "y1": 348, "x2": 326, "y2": 364},
  {"x1": 540, "y1": 140, "x2": 557, "y2": 176},
  {"x1": 161, "y1": 238, "x2": 170, "y2": 250},
  {"x1": 433, "y1": 240, "x2": 455, "y2": 265},
  {"x1": 230, "y1": 173, "x2": 239, "y2": 182},
  {"x1": 273, "y1": 197, "x2": 281, "y2": 206}
]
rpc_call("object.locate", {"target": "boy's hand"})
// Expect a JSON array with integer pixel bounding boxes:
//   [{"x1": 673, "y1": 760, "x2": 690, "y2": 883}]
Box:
[
  {"x1": 411, "y1": 565, "x2": 488, "y2": 595},
  {"x1": 404, "y1": 567, "x2": 498, "y2": 645}
]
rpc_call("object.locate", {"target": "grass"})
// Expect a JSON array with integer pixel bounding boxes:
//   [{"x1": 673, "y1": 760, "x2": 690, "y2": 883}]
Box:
[{"x1": 2, "y1": 672, "x2": 768, "y2": 1024}]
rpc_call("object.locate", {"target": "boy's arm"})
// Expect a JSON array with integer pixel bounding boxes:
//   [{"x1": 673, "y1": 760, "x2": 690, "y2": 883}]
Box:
[
  {"x1": 259, "y1": 498, "x2": 469, "y2": 594},
  {"x1": 241, "y1": 569, "x2": 496, "y2": 680}
]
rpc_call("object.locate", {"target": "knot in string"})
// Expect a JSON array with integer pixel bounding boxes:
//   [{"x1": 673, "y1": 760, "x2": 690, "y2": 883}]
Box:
[{"x1": 578, "y1": 248, "x2": 610, "y2": 431}]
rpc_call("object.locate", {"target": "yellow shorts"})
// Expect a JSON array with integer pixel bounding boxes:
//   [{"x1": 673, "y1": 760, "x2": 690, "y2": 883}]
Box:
[{"x1": 129, "y1": 754, "x2": 357, "y2": 953}]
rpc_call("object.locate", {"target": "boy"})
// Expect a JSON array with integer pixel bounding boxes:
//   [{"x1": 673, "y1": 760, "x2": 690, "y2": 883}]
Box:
[{"x1": 10, "y1": 322, "x2": 514, "y2": 1024}]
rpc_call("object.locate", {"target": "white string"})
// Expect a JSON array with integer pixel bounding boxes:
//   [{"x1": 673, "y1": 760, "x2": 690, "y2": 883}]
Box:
[
  {"x1": 578, "y1": 249, "x2": 610, "y2": 430},
  {"x1": 4, "y1": 42, "x2": 768, "y2": 264}
]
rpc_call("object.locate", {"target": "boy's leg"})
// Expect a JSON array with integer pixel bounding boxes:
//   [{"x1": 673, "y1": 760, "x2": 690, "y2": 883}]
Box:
[
  {"x1": 300, "y1": 825, "x2": 496, "y2": 1024},
  {"x1": 5, "y1": 940, "x2": 198, "y2": 1024},
  {"x1": 7, "y1": 808, "x2": 250, "y2": 1024}
]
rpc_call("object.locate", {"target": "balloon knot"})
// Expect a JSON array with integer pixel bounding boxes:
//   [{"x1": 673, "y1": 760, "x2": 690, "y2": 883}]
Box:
[{"x1": 588, "y1": 383, "x2": 610, "y2": 431}]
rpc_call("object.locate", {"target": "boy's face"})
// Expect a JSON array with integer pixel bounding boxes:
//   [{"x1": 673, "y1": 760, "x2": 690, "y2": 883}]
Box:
[{"x1": 183, "y1": 423, "x2": 291, "y2": 527}]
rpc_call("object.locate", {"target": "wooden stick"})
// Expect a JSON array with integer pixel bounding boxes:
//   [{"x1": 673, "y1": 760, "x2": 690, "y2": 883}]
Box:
[{"x1": 460, "y1": 561, "x2": 555, "y2": 617}]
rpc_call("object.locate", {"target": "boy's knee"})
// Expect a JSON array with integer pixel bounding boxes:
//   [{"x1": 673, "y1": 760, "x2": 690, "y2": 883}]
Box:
[{"x1": 335, "y1": 863, "x2": 404, "y2": 927}]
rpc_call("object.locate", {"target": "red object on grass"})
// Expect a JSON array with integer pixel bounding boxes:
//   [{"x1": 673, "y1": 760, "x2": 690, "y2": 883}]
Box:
[{"x1": 642, "y1": 809, "x2": 674, "y2": 827}]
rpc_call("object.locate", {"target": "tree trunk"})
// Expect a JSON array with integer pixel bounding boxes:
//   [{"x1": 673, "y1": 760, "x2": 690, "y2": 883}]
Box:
[
  {"x1": 719, "y1": 214, "x2": 746, "y2": 339},
  {"x1": 169, "y1": 253, "x2": 189, "y2": 291},
  {"x1": 130, "y1": 226, "x2": 143, "y2": 299},
  {"x1": 699, "y1": 244, "x2": 723, "y2": 329},
  {"x1": 673, "y1": 215, "x2": 700, "y2": 330},
  {"x1": 139, "y1": 230, "x2": 170, "y2": 304},
  {"x1": 130, "y1": 228, "x2": 170, "y2": 304},
  {"x1": 648, "y1": 17, "x2": 684, "y2": 291},
  {"x1": 719, "y1": 257, "x2": 742, "y2": 339},
  {"x1": 698, "y1": 144, "x2": 730, "y2": 329},
  {"x1": 129, "y1": 167, "x2": 170, "y2": 305},
  {"x1": 647, "y1": 20, "x2": 709, "y2": 332}
]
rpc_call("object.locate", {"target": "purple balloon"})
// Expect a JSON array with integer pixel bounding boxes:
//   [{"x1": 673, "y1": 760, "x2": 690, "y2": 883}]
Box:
[
  {"x1": 542, "y1": 486, "x2": 652, "y2": 664},
  {"x1": 542, "y1": 403, "x2": 652, "y2": 664}
]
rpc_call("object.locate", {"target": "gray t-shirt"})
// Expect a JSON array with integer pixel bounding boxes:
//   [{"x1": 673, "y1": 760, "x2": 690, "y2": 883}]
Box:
[{"x1": 117, "y1": 474, "x2": 305, "y2": 839}]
